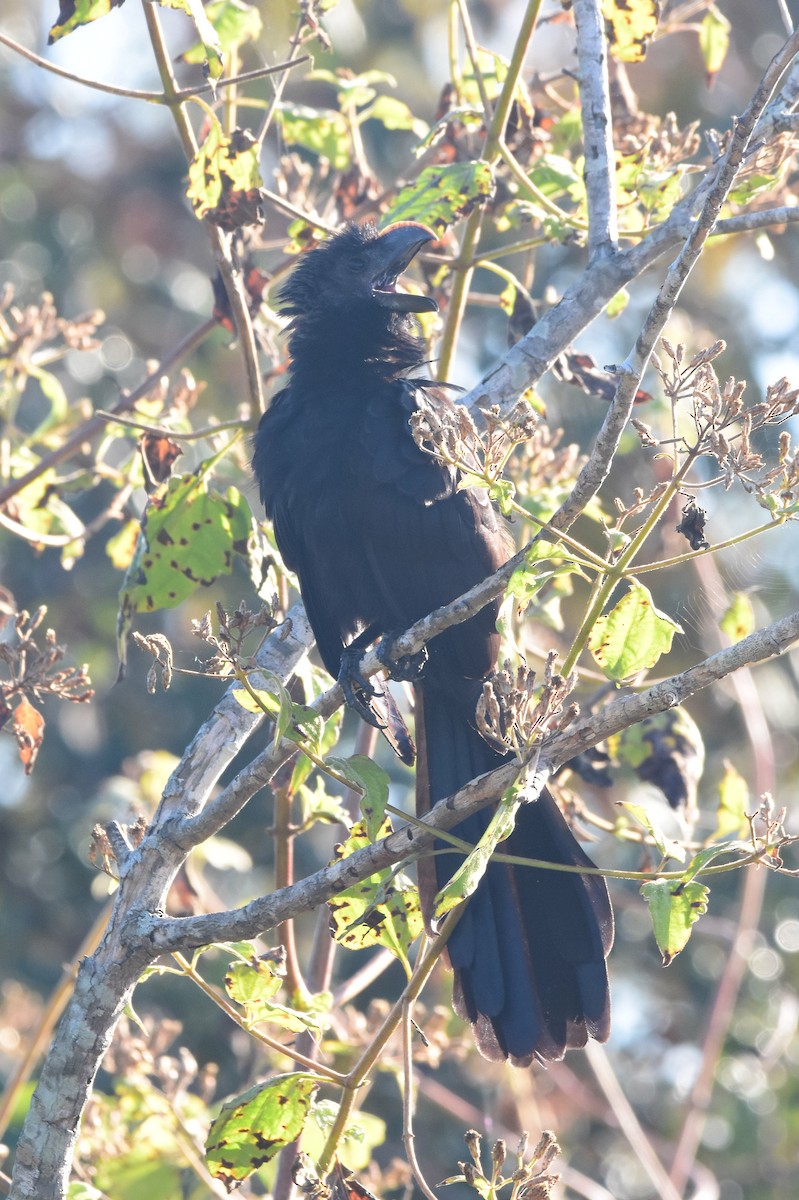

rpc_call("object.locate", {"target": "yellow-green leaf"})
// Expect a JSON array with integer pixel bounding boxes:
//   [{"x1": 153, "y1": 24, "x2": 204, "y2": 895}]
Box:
[
  {"x1": 206, "y1": 1074, "x2": 320, "y2": 1188},
  {"x1": 589, "y1": 583, "x2": 682, "y2": 680},
  {"x1": 327, "y1": 755, "x2": 389, "y2": 842},
  {"x1": 602, "y1": 0, "x2": 660, "y2": 64},
  {"x1": 714, "y1": 761, "x2": 750, "y2": 840},
  {"x1": 48, "y1": 0, "x2": 125, "y2": 44},
  {"x1": 699, "y1": 5, "x2": 731, "y2": 85},
  {"x1": 719, "y1": 591, "x2": 755, "y2": 643},
  {"x1": 225, "y1": 957, "x2": 328, "y2": 1033},
  {"x1": 278, "y1": 103, "x2": 351, "y2": 171},
  {"x1": 187, "y1": 122, "x2": 265, "y2": 228},
  {"x1": 181, "y1": 0, "x2": 261, "y2": 64},
  {"x1": 606, "y1": 286, "x2": 630, "y2": 318},
  {"x1": 641, "y1": 878, "x2": 708, "y2": 964},
  {"x1": 161, "y1": 0, "x2": 223, "y2": 79},
  {"x1": 328, "y1": 821, "x2": 423, "y2": 962},
  {"x1": 116, "y1": 468, "x2": 253, "y2": 672},
  {"x1": 382, "y1": 162, "x2": 494, "y2": 234},
  {"x1": 434, "y1": 783, "x2": 523, "y2": 920}
]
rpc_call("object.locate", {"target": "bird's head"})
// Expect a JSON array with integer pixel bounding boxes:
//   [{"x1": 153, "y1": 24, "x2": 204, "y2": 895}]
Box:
[{"x1": 279, "y1": 222, "x2": 439, "y2": 321}]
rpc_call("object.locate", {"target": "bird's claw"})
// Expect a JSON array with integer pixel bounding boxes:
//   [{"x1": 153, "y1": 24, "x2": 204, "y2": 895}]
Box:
[
  {"x1": 337, "y1": 647, "x2": 387, "y2": 729},
  {"x1": 376, "y1": 633, "x2": 428, "y2": 682}
]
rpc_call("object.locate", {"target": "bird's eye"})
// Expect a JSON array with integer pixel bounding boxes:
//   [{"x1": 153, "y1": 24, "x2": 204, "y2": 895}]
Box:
[{"x1": 348, "y1": 255, "x2": 367, "y2": 273}]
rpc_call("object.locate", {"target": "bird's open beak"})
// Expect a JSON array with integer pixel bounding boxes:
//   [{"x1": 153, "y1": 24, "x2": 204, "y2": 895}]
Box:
[{"x1": 370, "y1": 222, "x2": 439, "y2": 313}]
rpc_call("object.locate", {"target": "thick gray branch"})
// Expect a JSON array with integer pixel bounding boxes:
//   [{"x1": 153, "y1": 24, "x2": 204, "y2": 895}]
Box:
[
  {"x1": 573, "y1": 0, "x2": 618, "y2": 257},
  {"x1": 147, "y1": 607, "x2": 799, "y2": 953}
]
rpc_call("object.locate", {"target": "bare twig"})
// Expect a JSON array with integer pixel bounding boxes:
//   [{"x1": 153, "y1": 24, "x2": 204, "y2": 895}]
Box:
[{"x1": 0, "y1": 31, "x2": 308, "y2": 104}]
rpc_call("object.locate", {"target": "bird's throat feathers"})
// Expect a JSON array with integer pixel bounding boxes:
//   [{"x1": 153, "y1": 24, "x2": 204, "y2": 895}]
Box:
[{"x1": 286, "y1": 306, "x2": 427, "y2": 385}]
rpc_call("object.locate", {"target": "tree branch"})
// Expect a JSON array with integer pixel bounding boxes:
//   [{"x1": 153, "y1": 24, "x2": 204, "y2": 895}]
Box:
[
  {"x1": 148, "y1": 605, "x2": 799, "y2": 953},
  {"x1": 572, "y1": 0, "x2": 618, "y2": 258}
]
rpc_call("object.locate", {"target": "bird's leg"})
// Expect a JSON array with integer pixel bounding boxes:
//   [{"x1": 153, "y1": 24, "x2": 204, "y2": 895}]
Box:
[
  {"x1": 376, "y1": 631, "x2": 428, "y2": 682},
  {"x1": 337, "y1": 630, "x2": 386, "y2": 729}
]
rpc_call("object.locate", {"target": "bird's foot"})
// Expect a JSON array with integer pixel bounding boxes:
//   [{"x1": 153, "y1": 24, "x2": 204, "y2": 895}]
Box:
[
  {"x1": 337, "y1": 647, "x2": 386, "y2": 729},
  {"x1": 376, "y1": 632, "x2": 428, "y2": 682}
]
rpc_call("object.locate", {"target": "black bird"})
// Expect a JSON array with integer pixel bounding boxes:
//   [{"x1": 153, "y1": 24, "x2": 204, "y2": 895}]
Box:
[{"x1": 253, "y1": 222, "x2": 614, "y2": 1064}]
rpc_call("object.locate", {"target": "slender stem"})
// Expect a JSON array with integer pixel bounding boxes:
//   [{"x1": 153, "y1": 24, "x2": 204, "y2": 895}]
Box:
[
  {"x1": 560, "y1": 452, "x2": 698, "y2": 675},
  {"x1": 142, "y1": 0, "x2": 265, "y2": 415},
  {"x1": 498, "y1": 140, "x2": 587, "y2": 230},
  {"x1": 436, "y1": 0, "x2": 544, "y2": 379},
  {"x1": 316, "y1": 918, "x2": 459, "y2": 1174},
  {"x1": 171, "y1": 953, "x2": 344, "y2": 1082},
  {"x1": 273, "y1": 784, "x2": 307, "y2": 1000},
  {"x1": 0, "y1": 31, "x2": 308, "y2": 104},
  {"x1": 0, "y1": 317, "x2": 216, "y2": 508},
  {"x1": 585, "y1": 1042, "x2": 683, "y2": 1200}
]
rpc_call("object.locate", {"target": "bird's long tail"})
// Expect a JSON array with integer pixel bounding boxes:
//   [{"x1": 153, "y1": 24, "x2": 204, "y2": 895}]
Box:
[{"x1": 415, "y1": 677, "x2": 614, "y2": 1065}]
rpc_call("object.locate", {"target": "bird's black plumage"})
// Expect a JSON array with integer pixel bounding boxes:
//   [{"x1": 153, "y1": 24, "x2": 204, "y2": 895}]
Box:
[{"x1": 253, "y1": 222, "x2": 614, "y2": 1064}]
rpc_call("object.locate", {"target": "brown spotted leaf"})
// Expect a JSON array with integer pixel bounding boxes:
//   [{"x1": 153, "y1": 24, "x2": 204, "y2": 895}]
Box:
[
  {"x1": 116, "y1": 463, "x2": 254, "y2": 675},
  {"x1": 602, "y1": 0, "x2": 660, "y2": 64},
  {"x1": 328, "y1": 820, "x2": 423, "y2": 963},
  {"x1": 187, "y1": 123, "x2": 265, "y2": 229},
  {"x1": 206, "y1": 1073, "x2": 320, "y2": 1190}
]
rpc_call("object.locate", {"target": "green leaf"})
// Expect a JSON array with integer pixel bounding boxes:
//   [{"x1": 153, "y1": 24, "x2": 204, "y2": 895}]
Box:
[
  {"x1": 719, "y1": 591, "x2": 755, "y2": 643},
  {"x1": 382, "y1": 162, "x2": 494, "y2": 234},
  {"x1": 298, "y1": 776, "x2": 350, "y2": 828},
  {"x1": 161, "y1": 0, "x2": 223, "y2": 78},
  {"x1": 116, "y1": 466, "x2": 253, "y2": 672},
  {"x1": 187, "y1": 122, "x2": 265, "y2": 228},
  {"x1": 713, "y1": 761, "x2": 750, "y2": 840},
  {"x1": 641, "y1": 878, "x2": 708, "y2": 964},
  {"x1": 225, "y1": 957, "x2": 329, "y2": 1033},
  {"x1": 206, "y1": 1074, "x2": 320, "y2": 1188},
  {"x1": 528, "y1": 154, "x2": 582, "y2": 201},
  {"x1": 589, "y1": 582, "x2": 682, "y2": 680},
  {"x1": 328, "y1": 820, "x2": 423, "y2": 962},
  {"x1": 181, "y1": 0, "x2": 261, "y2": 63},
  {"x1": 364, "y1": 95, "x2": 428, "y2": 138},
  {"x1": 305, "y1": 1102, "x2": 387, "y2": 1171},
  {"x1": 699, "y1": 5, "x2": 731, "y2": 84},
  {"x1": 460, "y1": 47, "x2": 510, "y2": 105},
  {"x1": 606, "y1": 286, "x2": 630, "y2": 318},
  {"x1": 48, "y1": 0, "x2": 126, "y2": 43},
  {"x1": 327, "y1": 755, "x2": 389, "y2": 842},
  {"x1": 620, "y1": 801, "x2": 686, "y2": 864},
  {"x1": 67, "y1": 1186, "x2": 104, "y2": 1200},
  {"x1": 602, "y1": 0, "x2": 660, "y2": 64},
  {"x1": 278, "y1": 102, "x2": 351, "y2": 170},
  {"x1": 434, "y1": 782, "x2": 524, "y2": 920}
]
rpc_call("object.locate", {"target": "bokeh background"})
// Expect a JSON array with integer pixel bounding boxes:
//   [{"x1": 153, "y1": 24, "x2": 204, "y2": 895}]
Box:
[{"x1": 2, "y1": 2, "x2": 799, "y2": 1198}]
